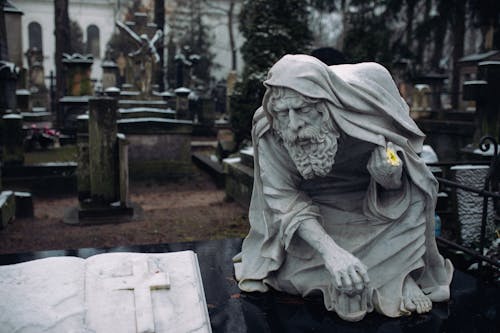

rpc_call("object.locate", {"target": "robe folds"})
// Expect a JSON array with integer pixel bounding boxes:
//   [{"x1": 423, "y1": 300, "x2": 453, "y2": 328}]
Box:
[{"x1": 234, "y1": 55, "x2": 453, "y2": 319}]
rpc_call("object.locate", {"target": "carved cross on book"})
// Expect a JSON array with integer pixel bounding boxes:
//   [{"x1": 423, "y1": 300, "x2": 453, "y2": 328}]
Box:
[{"x1": 111, "y1": 260, "x2": 170, "y2": 333}]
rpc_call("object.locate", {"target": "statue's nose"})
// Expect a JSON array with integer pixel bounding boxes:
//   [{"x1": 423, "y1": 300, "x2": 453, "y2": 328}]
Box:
[{"x1": 288, "y1": 109, "x2": 304, "y2": 131}]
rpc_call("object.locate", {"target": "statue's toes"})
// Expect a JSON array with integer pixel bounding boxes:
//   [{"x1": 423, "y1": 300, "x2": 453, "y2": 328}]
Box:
[
  {"x1": 415, "y1": 296, "x2": 432, "y2": 314},
  {"x1": 403, "y1": 297, "x2": 417, "y2": 312}
]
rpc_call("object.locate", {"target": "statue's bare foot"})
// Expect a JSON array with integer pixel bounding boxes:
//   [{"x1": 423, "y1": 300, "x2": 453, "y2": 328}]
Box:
[
  {"x1": 425, "y1": 285, "x2": 450, "y2": 302},
  {"x1": 402, "y1": 275, "x2": 432, "y2": 314}
]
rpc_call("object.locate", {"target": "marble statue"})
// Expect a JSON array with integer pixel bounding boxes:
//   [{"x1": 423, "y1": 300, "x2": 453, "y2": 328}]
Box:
[{"x1": 233, "y1": 54, "x2": 453, "y2": 321}]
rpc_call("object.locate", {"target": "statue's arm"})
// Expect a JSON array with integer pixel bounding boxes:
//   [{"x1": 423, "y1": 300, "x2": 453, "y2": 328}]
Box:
[{"x1": 296, "y1": 220, "x2": 370, "y2": 293}]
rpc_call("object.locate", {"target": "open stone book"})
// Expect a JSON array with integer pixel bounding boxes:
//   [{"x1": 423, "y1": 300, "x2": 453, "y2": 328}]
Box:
[{"x1": 0, "y1": 251, "x2": 211, "y2": 333}]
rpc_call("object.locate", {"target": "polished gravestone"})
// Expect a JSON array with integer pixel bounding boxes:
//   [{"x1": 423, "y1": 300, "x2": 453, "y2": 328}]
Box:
[{"x1": 0, "y1": 238, "x2": 497, "y2": 333}]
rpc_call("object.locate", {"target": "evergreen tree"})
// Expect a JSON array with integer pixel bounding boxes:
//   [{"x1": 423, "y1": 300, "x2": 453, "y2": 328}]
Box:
[
  {"x1": 168, "y1": 0, "x2": 214, "y2": 86},
  {"x1": 231, "y1": 0, "x2": 313, "y2": 145},
  {"x1": 69, "y1": 20, "x2": 85, "y2": 55}
]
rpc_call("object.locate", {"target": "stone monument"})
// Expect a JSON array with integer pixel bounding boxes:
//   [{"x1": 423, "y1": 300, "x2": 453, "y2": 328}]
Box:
[
  {"x1": 25, "y1": 47, "x2": 49, "y2": 108},
  {"x1": 115, "y1": 15, "x2": 163, "y2": 97},
  {"x1": 0, "y1": 251, "x2": 212, "y2": 333},
  {"x1": 233, "y1": 55, "x2": 453, "y2": 321},
  {"x1": 68, "y1": 97, "x2": 135, "y2": 224}
]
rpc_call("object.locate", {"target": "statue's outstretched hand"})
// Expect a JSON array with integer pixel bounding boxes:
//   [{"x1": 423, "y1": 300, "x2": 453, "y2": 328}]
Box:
[
  {"x1": 324, "y1": 249, "x2": 370, "y2": 295},
  {"x1": 367, "y1": 142, "x2": 403, "y2": 189}
]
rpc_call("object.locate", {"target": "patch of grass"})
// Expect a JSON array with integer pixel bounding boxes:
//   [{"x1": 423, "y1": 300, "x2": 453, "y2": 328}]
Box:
[{"x1": 24, "y1": 145, "x2": 78, "y2": 165}]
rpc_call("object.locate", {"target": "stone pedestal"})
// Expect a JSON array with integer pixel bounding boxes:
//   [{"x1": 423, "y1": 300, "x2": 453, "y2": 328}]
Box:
[
  {"x1": 102, "y1": 60, "x2": 118, "y2": 90},
  {"x1": 174, "y1": 87, "x2": 191, "y2": 120},
  {"x1": 62, "y1": 54, "x2": 94, "y2": 96}
]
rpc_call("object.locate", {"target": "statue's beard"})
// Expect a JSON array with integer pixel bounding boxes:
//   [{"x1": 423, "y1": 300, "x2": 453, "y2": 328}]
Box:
[{"x1": 277, "y1": 121, "x2": 338, "y2": 180}]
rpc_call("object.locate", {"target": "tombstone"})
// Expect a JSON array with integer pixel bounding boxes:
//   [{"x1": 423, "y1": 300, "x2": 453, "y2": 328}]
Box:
[
  {"x1": 116, "y1": 117, "x2": 194, "y2": 181},
  {"x1": 69, "y1": 97, "x2": 134, "y2": 224},
  {"x1": 410, "y1": 84, "x2": 431, "y2": 119},
  {"x1": 223, "y1": 146, "x2": 254, "y2": 208},
  {"x1": 88, "y1": 97, "x2": 118, "y2": 205},
  {"x1": 25, "y1": 47, "x2": 49, "y2": 108},
  {"x1": 226, "y1": 71, "x2": 238, "y2": 116},
  {"x1": 62, "y1": 53, "x2": 94, "y2": 96},
  {"x1": 462, "y1": 61, "x2": 500, "y2": 146},
  {"x1": 451, "y1": 165, "x2": 496, "y2": 246},
  {"x1": 16, "y1": 89, "x2": 30, "y2": 113},
  {"x1": 2, "y1": 113, "x2": 24, "y2": 165},
  {"x1": 0, "y1": 61, "x2": 19, "y2": 113},
  {"x1": 458, "y1": 50, "x2": 500, "y2": 111},
  {"x1": 174, "y1": 87, "x2": 191, "y2": 120},
  {"x1": 412, "y1": 73, "x2": 448, "y2": 117},
  {"x1": 101, "y1": 59, "x2": 118, "y2": 90}
]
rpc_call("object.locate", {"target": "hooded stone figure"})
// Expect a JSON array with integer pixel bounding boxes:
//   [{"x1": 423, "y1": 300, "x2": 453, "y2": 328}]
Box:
[{"x1": 233, "y1": 54, "x2": 453, "y2": 321}]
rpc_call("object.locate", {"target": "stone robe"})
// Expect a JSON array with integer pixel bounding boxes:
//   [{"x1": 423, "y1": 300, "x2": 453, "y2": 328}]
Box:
[{"x1": 234, "y1": 55, "x2": 453, "y2": 319}]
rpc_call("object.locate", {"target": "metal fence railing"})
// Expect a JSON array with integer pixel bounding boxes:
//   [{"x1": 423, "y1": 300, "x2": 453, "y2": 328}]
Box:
[{"x1": 429, "y1": 135, "x2": 500, "y2": 270}]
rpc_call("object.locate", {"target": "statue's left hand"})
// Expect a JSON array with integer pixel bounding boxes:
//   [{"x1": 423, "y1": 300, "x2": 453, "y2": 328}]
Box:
[{"x1": 367, "y1": 142, "x2": 403, "y2": 189}]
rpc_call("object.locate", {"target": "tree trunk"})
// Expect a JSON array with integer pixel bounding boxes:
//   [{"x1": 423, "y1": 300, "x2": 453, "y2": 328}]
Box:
[
  {"x1": 154, "y1": 0, "x2": 165, "y2": 91},
  {"x1": 0, "y1": 0, "x2": 8, "y2": 61},
  {"x1": 416, "y1": 0, "x2": 431, "y2": 68},
  {"x1": 228, "y1": 1, "x2": 237, "y2": 71},
  {"x1": 405, "y1": 0, "x2": 416, "y2": 51},
  {"x1": 451, "y1": 0, "x2": 466, "y2": 109},
  {"x1": 54, "y1": 0, "x2": 70, "y2": 118}
]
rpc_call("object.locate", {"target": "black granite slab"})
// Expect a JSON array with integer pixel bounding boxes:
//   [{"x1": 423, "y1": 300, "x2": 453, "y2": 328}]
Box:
[{"x1": 0, "y1": 238, "x2": 497, "y2": 333}]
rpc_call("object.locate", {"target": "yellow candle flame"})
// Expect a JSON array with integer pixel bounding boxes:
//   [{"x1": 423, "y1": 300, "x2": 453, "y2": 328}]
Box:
[{"x1": 386, "y1": 148, "x2": 401, "y2": 166}]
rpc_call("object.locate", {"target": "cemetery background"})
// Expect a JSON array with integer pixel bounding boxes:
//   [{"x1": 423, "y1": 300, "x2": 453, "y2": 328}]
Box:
[
  {"x1": 0, "y1": 0, "x2": 499, "y2": 331},
  {"x1": 0, "y1": 0, "x2": 498, "y2": 269}
]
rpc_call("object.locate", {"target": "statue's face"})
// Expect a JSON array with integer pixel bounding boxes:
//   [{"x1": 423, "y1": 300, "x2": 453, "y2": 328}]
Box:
[
  {"x1": 269, "y1": 87, "x2": 338, "y2": 179},
  {"x1": 272, "y1": 91, "x2": 323, "y2": 145}
]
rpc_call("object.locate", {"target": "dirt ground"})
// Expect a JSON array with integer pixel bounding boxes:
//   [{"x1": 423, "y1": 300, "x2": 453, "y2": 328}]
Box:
[{"x1": 0, "y1": 168, "x2": 249, "y2": 255}]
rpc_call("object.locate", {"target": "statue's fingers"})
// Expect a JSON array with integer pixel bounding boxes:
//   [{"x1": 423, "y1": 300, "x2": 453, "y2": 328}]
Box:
[
  {"x1": 340, "y1": 271, "x2": 353, "y2": 291},
  {"x1": 348, "y1": 266, "x2": 364, "y2": 291},
  {"x1": 332, "y1": 271, "x2": 343, "y2": 290},
  {"x1": 355, "y1": 265, "x2": 370, "y2": 286}
]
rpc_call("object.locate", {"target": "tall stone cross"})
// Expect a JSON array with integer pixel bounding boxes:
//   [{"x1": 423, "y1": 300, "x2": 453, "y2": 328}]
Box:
[{"x1": 111, "y1": 260, "x2": 170, "y2": 333}]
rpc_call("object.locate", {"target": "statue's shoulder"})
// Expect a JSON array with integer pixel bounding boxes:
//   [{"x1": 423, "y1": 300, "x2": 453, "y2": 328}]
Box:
[{"x1": 252, "y1": 106, "x2": 271, "y2": 139}]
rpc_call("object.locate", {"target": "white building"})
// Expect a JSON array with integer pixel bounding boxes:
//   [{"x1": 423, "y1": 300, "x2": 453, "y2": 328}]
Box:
[
  {"x1": 11, "y1": 0, "x2": 119, "y2": 83},
  {"x1": 9, "y1": 0, "x2": 243, "y2": 87}
]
